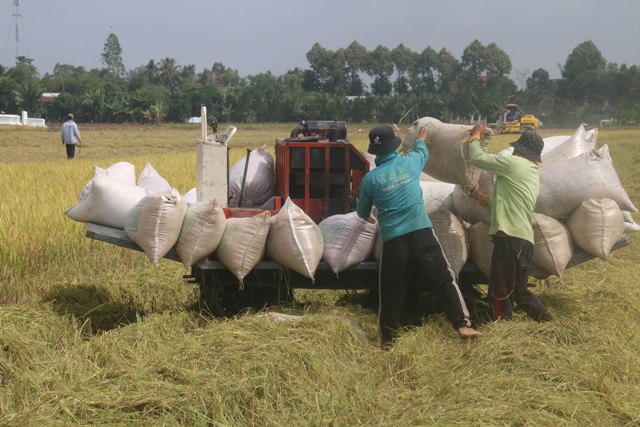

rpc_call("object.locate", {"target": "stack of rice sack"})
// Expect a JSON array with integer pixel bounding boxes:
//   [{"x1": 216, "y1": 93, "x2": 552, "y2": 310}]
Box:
[{"x1": 461, "y1": 123, "x2": 637, "y2": 280}]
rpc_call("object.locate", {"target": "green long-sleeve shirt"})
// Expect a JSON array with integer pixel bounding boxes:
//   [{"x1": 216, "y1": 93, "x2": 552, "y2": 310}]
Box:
[{"x1": 468, "y1": 140, "x2": 539, "y2": 243}]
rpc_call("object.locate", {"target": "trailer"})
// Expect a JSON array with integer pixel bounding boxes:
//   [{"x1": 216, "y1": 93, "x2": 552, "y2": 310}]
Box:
[{"x1": 84, "y1": 107, "x2": 632, "y2": 316}]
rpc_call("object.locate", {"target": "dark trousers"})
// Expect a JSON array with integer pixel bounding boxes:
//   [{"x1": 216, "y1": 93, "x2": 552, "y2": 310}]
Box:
[
  {"x1": 65, "y1": 143, "x2": 76, "y2": 159},
  {"x1": 489, "y1": 236, "x2": 550, "y2": 321},
  {"x1": 379, "y1": 228, "x2": 471, "y2": 345}
]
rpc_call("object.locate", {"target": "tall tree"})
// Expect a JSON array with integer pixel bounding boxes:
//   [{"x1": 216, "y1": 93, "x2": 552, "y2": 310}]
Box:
[
  {"x1": 558, "y1": 40, "x2": 606, "y2": 107},
  {"x1": 101, "y1": 33, "x2": 126, "y2": 78},
  {"x1": 366, "y1": 45, "x2": 394, "y2": 96}
]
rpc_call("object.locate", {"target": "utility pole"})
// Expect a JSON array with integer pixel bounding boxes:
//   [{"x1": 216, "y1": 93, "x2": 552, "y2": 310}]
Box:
[{"x1": 13, "y1": 0, "x2": 21, "y2": 62}]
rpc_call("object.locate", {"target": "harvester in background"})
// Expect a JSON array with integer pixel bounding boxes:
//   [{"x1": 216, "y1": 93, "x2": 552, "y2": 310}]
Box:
[{"x1": 492, "y1": 104, "x2": 541, "y2": 134}]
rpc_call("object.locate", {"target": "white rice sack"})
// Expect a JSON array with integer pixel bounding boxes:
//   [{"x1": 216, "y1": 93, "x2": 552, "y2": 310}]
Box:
[
  {"x1": 622, "y1": 210, "x2": 640, "y2": 233},
  {"x1": 532, "y1": 213, "x2": 574, "y2": 278},
  {"x1": 420, "y1": 180, "x2": 455, "y2": 214},
  {"x1": 452, "y1": 169, "x2": 494, "y2": 224},
  {"x1": 182, "y1": 188, "x2": 197, "y2": 205},
  {"x1": 468, "y1": 222, "x2": 493, "y2": 278},
  {"x1": 430, "y1": 208, "x2": 468, "y2": 276},
  {"x1": 216, "y1": 212, "x2": 271, "y2": 284},
  {"x1": 363, "y1": 151, "x2": 377, "y2": 170},
  {"x1": 542, "y1": 124, "x2": 597, "y2": 167},
  {"x1": 536, "y1": 145, "x2": 637, "y2": 218},
  {"x1": 402, "y1": 117, "x2": 492, "y2": 190},
  {"x1": 66, "y1": 175, "x2": 149, "y2": 228},
  {"x1": 175, "y1": 200, "x2": 227, "y2": 268},
  {"x1": 137, "y1": 162, "x2": 172, "y2": 194},
  {"x1": 79, "y1": 161, "x2": 136, "y2": 201},
  {"x1": 229, "y1": 145, "x2": 276, "y2": 208},
  {"x1": 266, "y1": 198, "x2": 324, "y2": 279},
  {"x1": 125, "y1": 190, "x2": 187, "y2": 265},
  {"x1": 567, "y1": 198, "x2": 625, "y2": 259},
  {"x1": 319, "y1": 212, "x2": 376, "y2": 274}
]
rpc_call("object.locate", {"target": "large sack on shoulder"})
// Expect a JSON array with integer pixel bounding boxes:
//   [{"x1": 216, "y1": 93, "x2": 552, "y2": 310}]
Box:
[
  {"x1": 175, "y1": 200, "x2": 227, "y2": 268},
  {"x1": 567, "y1": 198, "x2": 625, "y2": 259},
  {"x1": 420, "y1": 180, "x2": 455, "y2": 214},
  {"x1": 452, "y1": 169, "x2": 494, "y2": 224},
  {"x1": 542, "y1": 124, "x2": 597, "y2": 167},
  {"x1": 125, "y1": 190, "x2": 187, "y2": 265},
  {"x1": 532, "y1": 213, "x2": 573, "y2": 278},
  {"x1": 402, "y1": 117, "x2": 492, "y2": 190},
  {"x1": 229, "y1": 145, "x2": 276, "y2": 208},
  {"x1": 79, "y1": 161, "x2": 136, "y2": 201},
  {"x1": 137, "y1": 162, "x2": 172, "y2": 194},
  {"x1": 319, "y1": 212, "x2": 376, "y2": 274},
  {"x1": 266, "y1": 198, "x2": 324, "y2": 279},
  {"x1": 216, "y1": 212, "x2": 271, "y2": 284},
  {"x1": 468, "y1": 222, "x2": 493, "y2": 278},
  {"x1": 536, "y1": 145, "x2": 637, "y2": 218},
  {"x1": 430, "y1": 208, "x2": 469, "y2": 276},
  {"x1": 66, "y1": 175, "x2": 149, "y2": 228}
]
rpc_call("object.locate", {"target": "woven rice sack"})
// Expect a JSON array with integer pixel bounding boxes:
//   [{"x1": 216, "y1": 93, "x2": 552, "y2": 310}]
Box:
[
  {"x1": 266, "y1": 198, "x2": 324, "y2": 279},
  {"x1": 542, "y1": 124, "x2": 597, "y2": 167},
  {"x1": 468, "y1": 222, "x2": 493, "y2": 279},
  {"x1": 66, "y1": 174, "x2": 148, "y2": 228},
  {"x1": 217, "y1": 211, "x2": 271, "y2": 284},
  {"x1": 125, "y1": 190, "x2": 187, "y2": 265},
  {"x1": 536, "y1": 145, "x2": 637, "y2": 218},
  {"x1": 420, "y1": 180, "x2": 455, "y2": 214},
  {"x1": 622, "y1": 210, "x2": 640, "y2": 233},
  {"x1": 430, "y1": 208, "x2": 468, "y2": 276},
  {"x1": 402, "y1": 116, "x2": 492, "y2": 190},
  {"x1": 175, "y1": 200, "x2": 227, "y2": 268},
  {"x1": 567, "y1": 198, "x2": 625, "y2": 259},
  {"x1": 228, "y1": 145, "x2": 276, "y2": 208},
  {"x1": 531, "y1": 213, "x2": 573, "y2": 278},
  {"x1": 452, "y1": 169, "x2": 494, "y2": 225},
  {"x1": 79, "y1": 161, "x2": 136, "y2": 201},
  {"x1": 319, "y1": 212, "x2": 376, "y2": 274},
  {"x1": 137, "y1": 162, "x2": 172, "y2": 194},
  {"x1": 182, "y1": 188, "x2": 197, "y2": 205}
]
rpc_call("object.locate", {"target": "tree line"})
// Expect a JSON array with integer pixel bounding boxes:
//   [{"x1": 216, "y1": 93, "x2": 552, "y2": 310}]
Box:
[{"x1": 1, "y1": 33, "x2": 639, "y2": 127}]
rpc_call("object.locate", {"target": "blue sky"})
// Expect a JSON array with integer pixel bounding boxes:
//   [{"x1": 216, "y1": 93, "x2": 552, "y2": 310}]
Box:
[{"x1": 1, "y1": 0, "x2": 639, "y2": 82}]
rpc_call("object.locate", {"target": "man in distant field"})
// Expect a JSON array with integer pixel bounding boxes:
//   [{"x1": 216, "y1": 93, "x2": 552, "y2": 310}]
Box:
[
  {"x1": 356, "y1": 124, "x2": 481, "y2": 348},
  {"x1": 466, "y1": 123, "x2": 553, "y2": 322},
  {"x1": 61, "y1": 113, "x2": 81, "y2": 159}
]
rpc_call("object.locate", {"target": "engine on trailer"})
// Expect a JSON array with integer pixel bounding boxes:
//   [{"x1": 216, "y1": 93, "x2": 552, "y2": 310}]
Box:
[{"x1": 289, "y1": 120, "x2": 348, "y2": 142}]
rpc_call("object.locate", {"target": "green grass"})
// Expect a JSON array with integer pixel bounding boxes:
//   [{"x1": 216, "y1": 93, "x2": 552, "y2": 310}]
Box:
[{"x1": 1, "y1": 122, "x2": 639, "y2": 425}]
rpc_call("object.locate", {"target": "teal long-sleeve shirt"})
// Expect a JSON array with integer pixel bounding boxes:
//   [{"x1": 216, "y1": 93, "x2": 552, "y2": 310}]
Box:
[
  {"x1": 356, "y1": 139, "x2": 432, "y2": 241},
  {"x1": 468, "y1": 140, "x2": 539, "y2": 243}
]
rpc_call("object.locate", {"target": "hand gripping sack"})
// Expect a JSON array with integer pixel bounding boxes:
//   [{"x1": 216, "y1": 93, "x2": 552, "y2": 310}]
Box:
[
  {"x1": 452, "y1": 169, "x2": 494, "y2": 225},
  {"x1": 567, "y1": 198, "x2": 625, "y2": 259},
  {"x1": 216, "y1": 211, "x2": 271, "y2": 284},
  {"x1": 536, "y1": 145, "x2": 637, "y2": 218},
  {"x1": 175, "y1": 200, "x2": 227, "y2": 268},
  {"x1": 266, "y1": 198, "x2": 324, "y2": 279},
  {"x1": 66, "y1": 174, "x2": 149, "y2": 229},
  {"x1": 402, "y1": 116, "x2": 492, "y2": 190},
  {"x1": 125, "y1": 190, "x2": 187, "y2": 265},
  {"x1": 531, "y1": 213, "x2": 574, "y2": 278},
  {"x1": 319, "y1": 212, "x2": 376, "y2": 274}
]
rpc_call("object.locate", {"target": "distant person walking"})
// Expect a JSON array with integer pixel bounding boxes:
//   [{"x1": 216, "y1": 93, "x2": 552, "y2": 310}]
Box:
[{"x1": 61, "y1": 113, "x2": 81, "y2": 159}]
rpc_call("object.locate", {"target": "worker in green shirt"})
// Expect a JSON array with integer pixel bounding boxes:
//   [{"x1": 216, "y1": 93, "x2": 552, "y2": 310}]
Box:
[{"x1": 466, "y1": 123, "x2": 553, "y2": 322}]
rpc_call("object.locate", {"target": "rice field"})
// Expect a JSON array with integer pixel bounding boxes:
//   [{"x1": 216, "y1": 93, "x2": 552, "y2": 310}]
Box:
[{"x1": 1, "y1": 122, "x2": 639, "y2": 426}]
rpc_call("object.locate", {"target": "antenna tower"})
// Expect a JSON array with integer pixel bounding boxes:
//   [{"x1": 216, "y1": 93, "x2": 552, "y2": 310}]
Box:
[{"x1": 13, "y1": 0, "x2": 21, "y2": 61}]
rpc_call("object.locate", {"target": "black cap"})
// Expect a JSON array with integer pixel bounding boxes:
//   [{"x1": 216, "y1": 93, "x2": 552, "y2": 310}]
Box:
[
  {"x1": 511, "y1": 131, "x2": 544, "y2": 163},
  {"x1": 368, "y1": 125, "x2": 401, "y2": 156}
]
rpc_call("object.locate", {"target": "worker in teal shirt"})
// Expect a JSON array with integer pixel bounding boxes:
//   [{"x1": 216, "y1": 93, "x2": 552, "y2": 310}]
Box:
[
  {"x1": 357, "y1": 125, "x2": 481, "y2": 347},
  {"x1": 467, "y1": 123, "x2": 553, "y2": 322}
]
